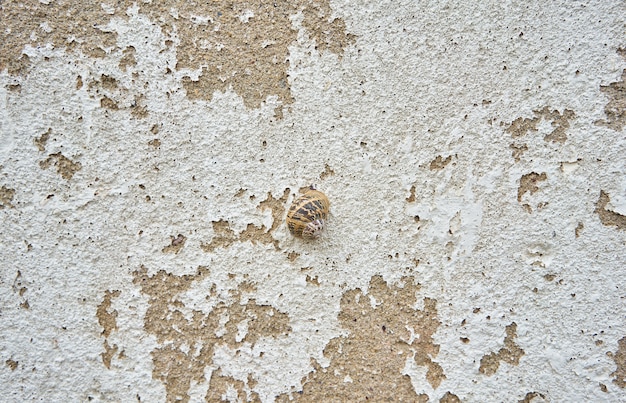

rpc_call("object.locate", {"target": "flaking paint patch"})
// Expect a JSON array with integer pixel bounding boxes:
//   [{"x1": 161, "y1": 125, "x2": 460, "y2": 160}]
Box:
[
  {"x1": 0, "y1": 186, "x2": 16, "y2": 209},
  {"x1": 478, "y1": 323, "x2": 525, "y2": 376},
  {"x1": 201, "y1": 220, "x2": 238, "y2": 253},
  {"x1": 207, "y1": 369, "x2": 261, "y2": 402},
  {"x1": 39, "y1": 152, "x2": 82, "y2": 180},
  {"x1": 96, "y1": 290, "x2": 121, "y2": 369},
  {"x1": 202, "y1": 189, "x2": 289, "y2": 252},
  {"x1": 162, "y1": 234, "x2": 187, "y2": 254},
  {"x1": 595, "y1": 191, "x2": 626, "y2": 231},
  {"x1": 12, "y1": 270, "x2": 29, "y2": 310},
  {"x1": 406, "y1": 185, "x2": 416, "y2": 203},
  {"x1": 286, "y1": 251, "x2": 300, "y2": 261},
  {"x1": 304, "y1": 275, "x2": 320, "y2": 286},
  {"x1": 34, "y1": 128, "x2": 51, "y2": 152},
  {"x1": 101, "y1": 341, "x2": 119, "y2": 370},
  {"x1": 319, "y1": 164, "x2": 335, "y2": 180},
  {"x1": 175, "y1": 0, "x2": 355, "y2": 111},
  {"x1": 5, "y1": 359, "x2": 18, "y2": 371},
  {"x1": 88, "y1": 73, "x2": 147, "y2": 117},
  {"x1": 429, "y1": 155, "x2": 452, "y2": 171},
  {"x1": 440, "y1": 392, "x2": 462, "y2": 402},
  {"x1": 1, "y1": 1, "x2": 354, "y2": 115},
  {"x1": 0, "y1": 1, "x2": 119, "y2": 74},
  {"x1": 97, "y1": 290, "x2": 121, "y2": 338},
  {"x1": 609, "y1": 336, "x2": 626, "y2": 388},
  {"x1": 505, "y1": 107, "x2": 575, "y2": 143},
  {"x1": 277, "y1": 275, "x2": 443, "y2": 402},
  {"x1": 595, "y1": 48, "x2": 626, "y2": 131},
  {"x1": 509, "y1": 143, "x2": 528, "y2": 162},
  {"x1": 518, "y1": 392, "x2": 548, "y2": 402},
  {"x1": 132, "y1": 265, "x2": 291, "y2": 402},
  {"x1": 119, "y1": 46, "x2": 137, "y2": 72},
  {"x1": 517, "y1": 172, "x2": 547, "y2": 212}
]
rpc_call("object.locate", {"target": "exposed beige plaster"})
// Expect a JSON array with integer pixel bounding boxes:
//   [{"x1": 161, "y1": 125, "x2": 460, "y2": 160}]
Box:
[
  {"x1": 206, "y1": 369, "x2": 262, "y2": 402},
  {"x1": 0, "y1": 186, "x2": 16, "y2": 209},
  {"x1": 509, "y1": 143, "x2": 529, "y2": 162},
  {"x1": 132, "y1": 265, "x2": 291, "y2": 402},
  {"x1": 101, "y1": 340, "x2": 119, "y2": 370},
  {"x1": 97, "y1": 290, "x2": 121, "y2": 338},
  {"x1": 440, "y1": 392, "x2": 462, "y2": 402},
  {"x1": 39, "y1": 152, "x2": 82, "y2": 180},
  {"x1": 119, "y1": 46, "x2": 137, "y2": 72},
  {"x1": 575, "y1": 222, "x2": 584, "y2": 238},
  {"x1": 202, "y1": 189, "x2": 289, "y2": 253},
  {"x1": 479, "y1": 323, "x2": 525, "y2": 376},
  {"x1": 201, "y1": 220, "x2": 238, "y2": 253},
  {"x1": 518, "y1": 391, "x2": 547, "y2": 402},
  {"x1": 595, "y1": 191, "x2": 626, "y2": 231},
  {"x1": 319, "y1": 164, "x2": 335, "y2": 180},
  {"x1": 609, "y1": 336, "x2": 626, "y2": 388},
  {"x1": 97, "y1": 290, "x2": 121, "y2": 370},
  {"x1": 0, "y1": 1, "x2": 118, "y2": 74},
  {"x1": 5, "y1": 359, "x2": 18, "y2": 371},
  {"x1": 173, "y1": 0, "x2": 354, "y2": 111},
  {"x1": 11, "y1": 270, "x2": 29, "y2": 310},
  {"x1": 506, "y1": 107, "x2": 575, "y2": 143},
  {"x1": 429, "y1": 155, "x2": 452, "y2": 171},
  {"x1": 518, "y1": 172, "x2": 546, "y2": 201},
  {"x1": 162, "y1": 234, "x2": 187, "y2": 254},
  {"x1": 406, "y1": 185, "x2": 416, "y2": 203},
  {"x1": 34, "y1": 128, "x2": 51, "y2": 152},
  {"x1": 595, "y1": 49, "x2": 626, "y2": 131},
  {"x1": 277, "y1": 275, "x2": 443, "y2": 401},
  {"x1": 286, "y1": 251, "x2": 300, "y2": 261},
  {"x1": 1, "y1": 1, "x2": 354, "y2": 116}
]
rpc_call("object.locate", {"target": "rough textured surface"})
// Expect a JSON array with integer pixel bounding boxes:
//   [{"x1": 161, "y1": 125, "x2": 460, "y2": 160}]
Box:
[{"x1": 1, "y1": 1, "x2": 625, "y2": 402}]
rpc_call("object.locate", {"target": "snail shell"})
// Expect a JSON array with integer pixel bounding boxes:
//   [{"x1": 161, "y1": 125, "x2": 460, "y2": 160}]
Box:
[{"x1": 286, "y1": 189, "x2": 330, "y2": 239}]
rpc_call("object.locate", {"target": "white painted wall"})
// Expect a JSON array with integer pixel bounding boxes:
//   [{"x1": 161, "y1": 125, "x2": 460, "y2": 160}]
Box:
[{"x1": 1, "y1": 1, "x2": 625, "y2": 401}]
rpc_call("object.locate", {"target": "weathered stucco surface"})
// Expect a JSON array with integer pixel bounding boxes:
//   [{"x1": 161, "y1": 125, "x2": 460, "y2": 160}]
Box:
[{"x1": 1, "y1": 1, "x2": 625, "y2": 402}]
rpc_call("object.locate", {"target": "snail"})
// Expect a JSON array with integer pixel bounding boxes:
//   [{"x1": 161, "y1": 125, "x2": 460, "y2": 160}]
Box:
[{"x1": 286, "y1": 187, "x2": 330, "y2": 239}]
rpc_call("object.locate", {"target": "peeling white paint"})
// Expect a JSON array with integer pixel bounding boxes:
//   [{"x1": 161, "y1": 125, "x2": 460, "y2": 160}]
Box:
[{"x1": 1, "y1": 1, "x2": 625, "y2": 402}]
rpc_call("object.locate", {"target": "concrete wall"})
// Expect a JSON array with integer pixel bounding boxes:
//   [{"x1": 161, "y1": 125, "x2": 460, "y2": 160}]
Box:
[{"x1": 1, "y1": 1, "x2": 625, "y2": 401}]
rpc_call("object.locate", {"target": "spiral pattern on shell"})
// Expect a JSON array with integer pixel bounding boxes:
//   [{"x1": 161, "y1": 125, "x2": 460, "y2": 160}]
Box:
[{"x1": 286, "y1": 189, "x2": 330, "y2": 239}]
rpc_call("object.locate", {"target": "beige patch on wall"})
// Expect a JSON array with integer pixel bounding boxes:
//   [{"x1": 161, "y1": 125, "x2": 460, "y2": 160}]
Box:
[
  {"x1": 429, "y1": 155, "x2": 453, "y2": 171},
  {"x1": 201, "y1": 189, "x2": 290, "y2": 253},
  {"x1": 277, "y1": 275, "x2": 443, "y2": 402},
  {"x1": 12, "y1": 270, "x2": 30, "y2": 310},
  {"x1": 0, "y1": 0, "x2": 119, "y2": 74},
  {"x1": 440, "y1": 392, "x2": 462, "y2": 403},
  {"x1": 505, "y1": 107, "x2": 575, "y2": 144},
  {"x1": 518, "y1": 391, "x2": 548, "y2": 402},
  {"x1": 595, "y1": 191, "x2": 626, "y2": 231},
  {"x1": 0, "y1": 186, "x2": 16, "y2": 209},
  {"x1": 96, "y1": 290, "x2": 122, "y2": 369},
  {"x1": 162, "y1": 234, "x2": 187, "y2": 254},
  {"x1": 479, "y1": 322, "x2": 525, "y2": 376},
  {"x1": 34, "y1": 128, "x2": 52, "y2": 152},
  {"x1": 517, "y1": 172, "x2": 547, "y2": 213},
  {"x1": 509, "y1": 144, "x2": 528, "y2": 162},
  {"x1": 609, "y1": 336, "x2": 626, "y2": 388},
  {"x1": 39, "y1": 153, "x2": 82, "y2": 180},
  {"x1": 5, "y1": 358, "x2": 19, "y2": 371},
  {"x1": 132, "y1": 265, "x2": 291, "y2": 402},
  {"x1": 206, "y1": 369, "x2": 261, "y2": 402},
  {"x1": 160, "y1": 0, "x2": 355, "y2": 113},
  {"x1": 595, "y1": 48, "x2": 626, "y2": 131},
  {"x1": 1, "y1": 1, "x2": 355, "y2": 116}
]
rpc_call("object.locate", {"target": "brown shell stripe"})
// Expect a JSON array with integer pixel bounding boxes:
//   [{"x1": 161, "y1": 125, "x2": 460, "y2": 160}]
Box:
[{"x1": 287, "y1": 191, "x2": 329, "y2": 237}]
